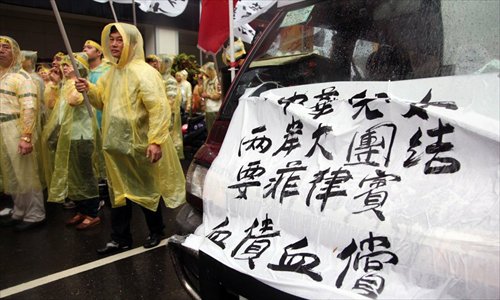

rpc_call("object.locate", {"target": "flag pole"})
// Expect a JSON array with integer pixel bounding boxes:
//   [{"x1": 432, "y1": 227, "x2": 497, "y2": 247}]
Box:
[
  {"x1": 132, "y1": 0, "x2": 137, "y2": 26},
  {"x1": 50, "y1": 0, "x2": 94, "y2": 118},
  {"x1": 109, "y1": 0, "x2": 119, "y2": 23},
  {"x1": 228, "y1": 0, "x2": 235, "y2": 81}
]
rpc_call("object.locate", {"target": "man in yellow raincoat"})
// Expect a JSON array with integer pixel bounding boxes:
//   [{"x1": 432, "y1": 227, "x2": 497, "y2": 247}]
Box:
[
  {"x1": 175, "y1": 69, "x2": 192, "y2": 115},
  {"x1": 44, "y1": 52, "x2": 65, "y2": 120},
  {"x1": 0, "y1": 36, "x2": 45, "y2": 231},
  {"x1": 75, "y1": 23, "x2": 185, "y2": 253},
  {"x1": 148, "y1": 54, "x2": 184, "y2": 159},
  {"x1": 42, "y1": 53, "x2": 102, "y2": 230}
]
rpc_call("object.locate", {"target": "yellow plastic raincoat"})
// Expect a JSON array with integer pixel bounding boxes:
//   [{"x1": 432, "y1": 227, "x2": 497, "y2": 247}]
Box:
[
  {"x1": 22, "y1": 50, "x2": 47, "y2": 188},
  {"x1": 165, "y1": 75, "x2": 184, "y2": 159},
  {"x1": 177, "y1": 70, "x2": 193, "y2": 112},
  {"x1": 0, "y1": 36, "x2": 42, "y2": 194},
  {"x1": 159, "y1": 54, "x2": 184, "y2": 159},
  {"x1": 41, "y1": 73, "x2": 100, "y2": 202},
  {"x1": 44, "y1": 81, "x2": 58, "y2": 117},
  {"x1": 87, "y1": 23, "x2": 185, "y2": 210}
]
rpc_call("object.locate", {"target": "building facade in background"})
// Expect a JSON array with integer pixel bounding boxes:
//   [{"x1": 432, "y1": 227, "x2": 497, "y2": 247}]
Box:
[{"x1": 0, "y1": 0, "x2": 200, "y2": 64}]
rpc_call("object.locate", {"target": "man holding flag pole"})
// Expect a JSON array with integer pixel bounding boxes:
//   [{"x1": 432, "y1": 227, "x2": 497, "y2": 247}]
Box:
[{"x1": 74, "y1": 22, "x2": 186, "y2": 253}]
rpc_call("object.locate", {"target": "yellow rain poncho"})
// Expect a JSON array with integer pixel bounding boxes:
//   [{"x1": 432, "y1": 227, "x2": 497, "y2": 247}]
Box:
[
  {"x1": 87, "y1": 23, "x2": 185, "y2": 210},
  {"x1": 22, "y1": 50, "x2": 47, "y2": 188},
  {"x1": 166, "y1": 75, "x2": 184, "y2": 160},
  {"x1": 158, "y1": 54, "x2": 183, "y2": 159},
  {"x1": 44, "y1": 52, "x2": 65, "y2": 118},
  {"x1": 0, "y1": 36, "x2": 42, "y2": 194},
  {"x1": 41, "y1": 53, "x2": 101, "y2": 202},
  {"x1": 176, "y1": 70, "x2": 192, "y2": 112}
]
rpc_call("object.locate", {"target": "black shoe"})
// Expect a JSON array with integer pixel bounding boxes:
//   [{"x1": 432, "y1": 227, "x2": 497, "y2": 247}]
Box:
[
  {"x1": 96, "y1": 241, "x2": 131, "y2": 255},
  {"x1": 143, "y1": 233, "x2": 163, "y2": 249},
  {"x1": 0, "y1": 217, "x2": 22, "y2": 227},
  {"x1": 13, "y1": 219, "x2": 45, "y2": 231}
]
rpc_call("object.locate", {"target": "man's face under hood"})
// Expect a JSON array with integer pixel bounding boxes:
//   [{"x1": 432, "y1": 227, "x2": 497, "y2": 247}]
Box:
[
  {"x1": 109, "y1": 31, "x2": 124, "y2": 59},
  {"x1": 0, "y1": 41, "x2": 14, "y2": 68}
]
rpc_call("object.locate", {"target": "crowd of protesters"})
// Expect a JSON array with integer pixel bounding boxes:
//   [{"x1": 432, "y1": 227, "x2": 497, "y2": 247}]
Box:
[{"x1": 0, "y1": 22, "x2": 222, "y2": 254}]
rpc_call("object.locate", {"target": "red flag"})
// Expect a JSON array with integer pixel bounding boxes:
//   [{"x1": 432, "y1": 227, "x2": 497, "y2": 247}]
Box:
[{"x1": 197, "y1": 0, "x2": 238, "y2": 54}]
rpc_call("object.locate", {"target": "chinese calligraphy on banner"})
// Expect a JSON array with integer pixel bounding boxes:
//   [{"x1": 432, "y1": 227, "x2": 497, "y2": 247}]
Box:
[{"x1": 193, "y1": 73, "x2": 499, "y2": 299}]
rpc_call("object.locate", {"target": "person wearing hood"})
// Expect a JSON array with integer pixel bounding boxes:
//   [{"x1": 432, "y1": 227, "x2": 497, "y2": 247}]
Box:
[
  {"x1": 75, "y1": 23, "x2": 185, "y2": 253},
  {"x1": 0, "y1": 36, "x2": 45, "y2": 231},
  {"x1": 157, "y1": 54, "x2": 183, "y2": 160},
  {"x1": 201, "y1": 62, "x2": 221, "y2": 133},
  {"x1": 22, "y1": 50, "x2": 48, "y2": 189},
  {"x1": 45, "y1": 51, "x2": 79, "y2": 211},
  {"x1": 38, "y1": 65, "x2": 51, "y2": 85},
  {"x1": 41, "y1": 53, "x2": 102, "y2": 230},
  {"x1": 21, "y1": 51, "x2": 44, "y2": 98},
  {"x1": 175, "y1": 69, "x2": 192, "y2": 115},
  {"x1": 22, "y1": 51, "x2": 47, "y2": 124},
  {"x1": 158, "y1": 54, "x2": 174, "y2": 82},
  {"x1": 44, "y1": 52, "x2": 65, "y2": 117},
  {"x1": 145, "y1": 54, "x2": 161, "y2": 71}
]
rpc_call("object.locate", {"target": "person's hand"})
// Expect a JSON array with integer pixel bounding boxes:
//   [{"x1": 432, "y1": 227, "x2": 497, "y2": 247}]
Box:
[
  {"x1": 146, "y1": 143, "x2": 162, "y2": 163},
  {"x1": 18, "y1": 140, "x2": 33, "y2": 155},
  {"x1": 49, "y1": 68, "x2": 61, "y2": 83},
  {"x1": 75, "y1": 78, "x2": 89, "y2": 93},
  {"x1": 201, "y1": 92, "x2": 209, "y2": 99}
]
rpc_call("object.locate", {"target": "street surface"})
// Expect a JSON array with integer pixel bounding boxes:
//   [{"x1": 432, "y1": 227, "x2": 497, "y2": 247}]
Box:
[{"x1": 0, "y1": 152, "x2": 195, "y2": 300}]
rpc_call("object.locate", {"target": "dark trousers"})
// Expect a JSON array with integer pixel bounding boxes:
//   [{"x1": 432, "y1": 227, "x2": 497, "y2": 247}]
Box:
[
  {"x1": 76, "y1": 198, "x2": 100, "y2": 218},
  {"x1": 110, "y1": 199, "x2": 165, "y2": 246}
]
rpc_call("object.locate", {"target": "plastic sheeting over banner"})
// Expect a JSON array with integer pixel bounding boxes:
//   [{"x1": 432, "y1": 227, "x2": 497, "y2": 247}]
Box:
[{"x1": 188, "y1": 73, "x2": 500, "y2": 299}]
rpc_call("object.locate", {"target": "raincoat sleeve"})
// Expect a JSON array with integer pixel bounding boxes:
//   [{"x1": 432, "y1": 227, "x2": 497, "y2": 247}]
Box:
[
  {"x1": 44, "y1": 82, "x2": 58, "y2": 110},
  {"x1": 19, "y1": 76, "x2": 38, "y2": 136},
  {"x1": 139, "y1": 72, "x2": 171, "y2": 145},
  {"x1": 87, "y1": 73, "x2": 109, "y2": 110},
  {"x1": 66, "y1": 83, "x2": 84, "y2": 107}
]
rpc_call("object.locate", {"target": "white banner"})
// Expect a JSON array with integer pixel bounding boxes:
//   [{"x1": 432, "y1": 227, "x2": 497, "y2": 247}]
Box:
[
  {"x1": 234, "y1": 0, "x2": 276, "y2": 43},
  {"x1": 93, "y1": 0, "x2": 188, "y2": 17},
  {"x1": 234, "y1": 0, "x2": 276, "y2": 27},
  {"x1": 190, "y1": 73, "x2": 500, "y2": 299},
  {"x1": 234, "y1": 23, "x2": 256, "y2": 44}
]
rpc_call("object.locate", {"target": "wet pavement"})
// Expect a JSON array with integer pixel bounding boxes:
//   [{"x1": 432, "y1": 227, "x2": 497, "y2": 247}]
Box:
[{"x1": 0, "y1": 151, "x2": 195, "y2": 300}]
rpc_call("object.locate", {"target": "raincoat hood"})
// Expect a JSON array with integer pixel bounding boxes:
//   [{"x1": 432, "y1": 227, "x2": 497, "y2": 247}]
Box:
[
  {"x1": 205, "y1": 62, "x2": 217, "y2": 79},
  {"x1": 21, "y1": 50, "x2": 38, "y2": 67},
  {"x1": 38, "y1": 65, "x2": 50, "y2": 73},
  {"x1": 146, "y1": 54, "x2": 160, "y2": 62},
  {"x1": 53, "y1": 52, "x2": 65, "y2": 61},
  {"x1": 101, "y1": 22, "x2": 144, "y2": 69},
  {"x1": 61, "y1": 52, "x2": 89, "y2": 77},
  {"x1": 0, "y1": 36, "x2": 22, "y2": 74},
  {"x1": 179, "y1": 69, "x2": 188, "y2": 80},
  {"x1": 158, "y1": 54, "x2": 173, "y2": 75}
]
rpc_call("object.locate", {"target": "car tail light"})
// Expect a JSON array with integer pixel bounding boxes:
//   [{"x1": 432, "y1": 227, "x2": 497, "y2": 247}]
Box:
[{"x1": 186, "y1": 161, "x2": 209, "y2": 201}]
